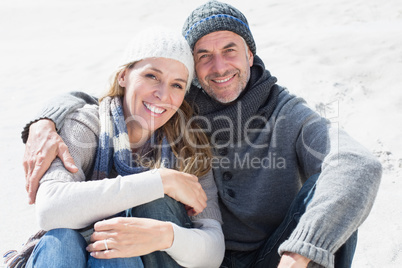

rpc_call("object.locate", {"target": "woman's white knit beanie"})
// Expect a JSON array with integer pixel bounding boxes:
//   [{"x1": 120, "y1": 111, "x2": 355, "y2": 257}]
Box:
[{"x1": 120, "y1": 27, "x2": 194, "y2": 92}]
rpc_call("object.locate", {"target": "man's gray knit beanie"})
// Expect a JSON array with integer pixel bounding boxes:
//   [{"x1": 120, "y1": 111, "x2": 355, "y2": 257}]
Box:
[{"x1": 182, "y1": 0, "x2": 256, "y2": 55}]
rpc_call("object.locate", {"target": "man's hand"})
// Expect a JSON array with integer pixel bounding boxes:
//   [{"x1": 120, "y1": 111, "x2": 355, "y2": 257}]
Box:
[
  {"x1": 87, "y1": 217, "x2": 173, "y2": 259},
  {"x1": 23, "y1": 119, "x2": 78, "y2": 204},
  {"x1": 159, "y1": 168, "x2": 207, "y2": 216},
  {"x1": 278, "y1": 252, "x2": 311, "y2": 268}
]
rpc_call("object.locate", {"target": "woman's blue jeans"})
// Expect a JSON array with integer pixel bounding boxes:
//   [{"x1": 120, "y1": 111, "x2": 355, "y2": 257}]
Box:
[
  {"x1": 26, "y1": 196, "x2": 192, "y2": 268},
  {"x1": 220, "y1": 173, "x2": 358, "y2": 268}
]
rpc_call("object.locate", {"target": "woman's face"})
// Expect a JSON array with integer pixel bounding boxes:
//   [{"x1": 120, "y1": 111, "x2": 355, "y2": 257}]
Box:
[{"x1": 119, "y1": 57, "x2": 188, "y2": 142}]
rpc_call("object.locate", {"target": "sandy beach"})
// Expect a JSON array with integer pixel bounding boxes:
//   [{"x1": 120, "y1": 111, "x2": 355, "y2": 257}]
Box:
[{"x1": 1, "y1": 0, "x2": 401, "y2": 267}]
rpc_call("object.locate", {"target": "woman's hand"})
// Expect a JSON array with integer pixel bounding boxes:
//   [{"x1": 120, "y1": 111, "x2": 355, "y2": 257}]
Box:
[
  {"x1": 23, "y1": 119, "x2": 78, "y2": 204},
  {"x1": 86, "y1": 217, "x2": 173, "y2": 259},
  {"x1": 158, "y1": 168, "x2": 207, "y2": 216}
]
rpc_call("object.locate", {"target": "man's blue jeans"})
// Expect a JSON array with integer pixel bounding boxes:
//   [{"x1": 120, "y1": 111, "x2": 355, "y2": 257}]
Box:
[
  {"x1": 220, "y1": 173, "x2": 358, "y2": 268},
  {"x1": 26, "y1": 196, "x2": 191, "y2": 268}
]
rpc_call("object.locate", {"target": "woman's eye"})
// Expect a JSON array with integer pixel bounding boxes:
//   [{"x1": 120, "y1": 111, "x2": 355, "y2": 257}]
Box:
[
  {"x1": 146, "y1": 74, "x2": 157, "y2": 79},
  {"x1": 173, "y1": 83, "x2": 184, "y2": 89}
]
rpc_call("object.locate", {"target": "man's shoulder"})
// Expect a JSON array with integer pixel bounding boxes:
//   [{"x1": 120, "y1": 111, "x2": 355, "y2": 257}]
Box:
[
  {"x1": 68, "y1": 103, "x2": 99, "y2": 117},
  {"x1": 273, "y1": 88, "x2": 303, "y2": 113},
  {"x1": 65, "y1": 104, "x2": 100, "y2": 134},
  {"x1": 270, "y1": 88, "x2": 325, "y2": 128}
]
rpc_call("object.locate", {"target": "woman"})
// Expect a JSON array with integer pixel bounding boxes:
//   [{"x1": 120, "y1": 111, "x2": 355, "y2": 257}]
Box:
[{"x1": 8, "y1": 28, "x2": 224, "y2": 268}]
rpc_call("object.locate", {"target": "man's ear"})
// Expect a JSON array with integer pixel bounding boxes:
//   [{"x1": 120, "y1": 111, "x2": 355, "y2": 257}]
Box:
[
  {"x1": 248, "y1": 49, "x2": 254, "y2": 67},
  {"x1": 118, "y1": 69, "x2": 127, "y2": 87}
]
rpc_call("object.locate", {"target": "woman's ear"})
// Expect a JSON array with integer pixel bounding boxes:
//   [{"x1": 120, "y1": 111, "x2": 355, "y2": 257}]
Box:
[{"x1": 118, "y1": 69, "x2": 127, "y2": 87}]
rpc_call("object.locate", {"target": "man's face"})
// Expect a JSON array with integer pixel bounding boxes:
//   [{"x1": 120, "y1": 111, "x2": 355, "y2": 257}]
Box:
[{"x1": 193, "y1": 31, "x2": 254, "y2": 104}]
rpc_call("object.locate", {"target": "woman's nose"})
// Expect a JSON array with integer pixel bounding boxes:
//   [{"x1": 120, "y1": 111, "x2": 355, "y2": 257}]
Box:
[{"x1": 154, "y1": 83, "x2": 169, "y2": 101}]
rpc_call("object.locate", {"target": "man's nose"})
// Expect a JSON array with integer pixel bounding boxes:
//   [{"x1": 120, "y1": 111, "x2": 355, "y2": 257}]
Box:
[{"x1": 211, "y1": 54, "x2": 227, "y2": 74}]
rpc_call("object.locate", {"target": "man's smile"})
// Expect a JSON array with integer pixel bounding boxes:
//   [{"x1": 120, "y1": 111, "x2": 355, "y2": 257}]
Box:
[{"x1": 211, "y1": 74, "x2": 236, "y2": 85}]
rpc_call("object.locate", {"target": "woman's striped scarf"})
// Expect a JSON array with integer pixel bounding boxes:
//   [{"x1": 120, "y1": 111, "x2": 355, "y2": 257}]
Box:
[{"x1": 92, "y1": 96, "x2": 174, "y2": 180}]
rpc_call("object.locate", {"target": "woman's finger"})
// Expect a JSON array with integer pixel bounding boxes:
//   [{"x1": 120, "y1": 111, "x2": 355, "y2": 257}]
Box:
[
  {"x1": 89, "y1": 231, "x2": 112, "y2": 243},
  {"x1": 87, "y1": 239, "x2": 120, "y2": 259},
  {"x1": 89, "y1": 249, "x2": 116, "y2": 259},
  {"x1": 94, "y1": 217, "x2": 128, "y2": 232},
  {"x1": 87, "y1": 238, "x2": 112, "y2": 252}
]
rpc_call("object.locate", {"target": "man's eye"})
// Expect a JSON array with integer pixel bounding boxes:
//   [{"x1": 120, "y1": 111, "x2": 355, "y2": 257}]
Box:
[{"x1": 199, "y1": 54, "x2": 210, "y2": 60}]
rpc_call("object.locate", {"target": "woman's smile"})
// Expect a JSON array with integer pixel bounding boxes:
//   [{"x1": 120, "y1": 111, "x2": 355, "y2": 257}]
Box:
[{"x1": 143, "y1": 101, "x2": 166, "y2": 115}]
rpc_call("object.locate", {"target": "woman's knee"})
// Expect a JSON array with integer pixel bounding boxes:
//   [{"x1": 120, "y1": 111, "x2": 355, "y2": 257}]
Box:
[
  {"x1": 27, "y1": 229, "x2": 87, "y2": 267},
  {"x1": 41, "y1": 229, "x2": 87, "y2": 257},
  {"x1": 128, "y1": 196, "x2": 192, "y2": 228}
]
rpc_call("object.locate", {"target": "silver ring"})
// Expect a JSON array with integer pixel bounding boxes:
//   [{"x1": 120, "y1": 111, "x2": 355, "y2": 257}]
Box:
[{"x1": 103, "y1": 239, "x2": 109, "y2": 251}]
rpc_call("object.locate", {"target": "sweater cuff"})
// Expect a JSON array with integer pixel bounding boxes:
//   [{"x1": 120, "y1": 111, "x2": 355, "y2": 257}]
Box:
[
  {"x1": 21, "y1": 106, "x2": 66, "y2": 143},
  {"x1": 21, "y1": 117, "x2": 51, "y2": 144},
  {"x1": 278, "y1": 237, "x2": 334, "y2": 268}
]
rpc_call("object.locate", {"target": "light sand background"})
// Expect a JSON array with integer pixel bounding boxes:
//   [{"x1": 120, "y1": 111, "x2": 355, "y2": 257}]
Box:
[{"x1": 0, "y1": 0, "x2": 401, "y2": 267}]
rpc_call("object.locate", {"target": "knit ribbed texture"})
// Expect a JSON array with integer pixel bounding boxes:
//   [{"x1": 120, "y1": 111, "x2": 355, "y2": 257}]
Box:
[
  {"x1": 120, "y1": 28, "x2": 194, "y2": 91},
  {"x1": 182, "y1": 0, "x2": 256, "y2": 55},
  {"x1": 280, "y1": 237, "x2": 332, "y2": 268}
]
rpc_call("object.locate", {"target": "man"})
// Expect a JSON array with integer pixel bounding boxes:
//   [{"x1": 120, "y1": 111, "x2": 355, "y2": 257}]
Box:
[{"x1": 22, "y1": 1, "x2": 381, "y2": 267}]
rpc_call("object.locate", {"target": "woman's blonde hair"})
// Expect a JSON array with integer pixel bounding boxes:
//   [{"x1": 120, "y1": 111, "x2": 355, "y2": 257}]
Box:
[{"x1": 100, "y1": 61, "x2": 212, "y2": 177}]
